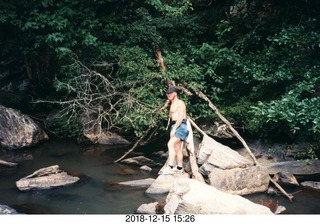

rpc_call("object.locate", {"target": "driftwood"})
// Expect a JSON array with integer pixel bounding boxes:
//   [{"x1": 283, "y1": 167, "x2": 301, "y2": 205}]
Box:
[
  {"x1": 114, "y1": 100, "x2": 170, "y2": 163},
  {"x1": 24, "y1": 165, "x2": 60, "y2": 178},
  {"x1": 0, "y1": 159, "x2": 18, "y2": 167},
  {"x1": 185, "y1": 118, "x2": 205, "y2": 182}
]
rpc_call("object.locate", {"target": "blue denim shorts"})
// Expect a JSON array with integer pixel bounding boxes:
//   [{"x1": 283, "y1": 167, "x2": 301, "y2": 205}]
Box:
[{"x1": 171, "y1": 119, "x2": 189, "y2": 141}]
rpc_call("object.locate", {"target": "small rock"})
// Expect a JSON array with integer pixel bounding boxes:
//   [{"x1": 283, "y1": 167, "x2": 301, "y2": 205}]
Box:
[
  {"x1": 274, "y1": 205, "x2": 286, "y2": 214},
  {"x1": 121, "y1": 156, "x2": 162, "y2": 167},
  {"x1": 136, "y1": 202, "x2": 158, "y2": 214},
  {"x1": 140, "y1": 165, "x2": 152, "y2": 172},
  {"x1": 301, "y1": 181, "x2": 320, "y2": 191},
  {"x1": 0, "y1": 204, "x2": 20, "y2": 214},
  {"x1": 273, "y1": 172, "x2": 299, "y2": 186}
]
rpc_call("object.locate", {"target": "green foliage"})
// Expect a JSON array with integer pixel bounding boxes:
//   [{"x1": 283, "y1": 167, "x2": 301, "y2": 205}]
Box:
[
  {"x1": 1, "y1": 0, "x2": 320, "y2": 143},
  {"x1": 47, "y1": 113, "x2": 83, "y2": 138},
  {"x1": 244, "y1": 22, "x2": 320, "y2": 141}
]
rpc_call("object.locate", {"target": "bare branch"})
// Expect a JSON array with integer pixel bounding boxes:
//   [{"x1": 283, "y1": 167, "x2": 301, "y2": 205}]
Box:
[{"x1": 36, "y1": 55, "x2": 157, "y2": 138}]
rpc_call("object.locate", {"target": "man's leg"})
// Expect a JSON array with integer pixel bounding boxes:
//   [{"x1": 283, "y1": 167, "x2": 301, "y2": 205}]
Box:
[
  {"x1": 174, "y1": 140, "x2": 183, "y2": 168},
  {"x1": 167, "y1": 136, "x2": 179, "y2": 166}
]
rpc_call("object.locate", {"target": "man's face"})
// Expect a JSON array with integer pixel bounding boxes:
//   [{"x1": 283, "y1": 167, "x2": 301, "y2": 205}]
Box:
[{"x1": 166, "y1": 92, "x2": 176, "y2": 100}]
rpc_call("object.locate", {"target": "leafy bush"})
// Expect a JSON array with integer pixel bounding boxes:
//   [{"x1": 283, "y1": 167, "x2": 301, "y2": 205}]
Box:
[
  {"x1": 1, "y1": 0, "x2": 320, "y2": 143},
  {"x1": 47, "y1": 113, "x2": 83, "y2": 139}
]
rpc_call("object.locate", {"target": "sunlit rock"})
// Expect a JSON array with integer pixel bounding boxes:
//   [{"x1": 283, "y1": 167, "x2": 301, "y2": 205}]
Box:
[
  {"x1": 16, "y1": 165, "x2": 79, "y2": 191},
  {"x1": 0, "y1": 105, "x2": 48, "y2": 149},
  {"x1": 164, "y1": 178, "x2": 273, "y2": 214}
]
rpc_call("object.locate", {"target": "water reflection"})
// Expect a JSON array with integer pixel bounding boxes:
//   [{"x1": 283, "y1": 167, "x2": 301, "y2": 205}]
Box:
[{"x1": 0, "y1": 140, "x2": 319, "y2": 214}]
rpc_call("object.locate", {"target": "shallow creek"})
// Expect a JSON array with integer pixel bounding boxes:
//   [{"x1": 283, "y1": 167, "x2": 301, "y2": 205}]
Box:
[{"x1": 0, "y1": 140, "x2": 319, "y2": 214}]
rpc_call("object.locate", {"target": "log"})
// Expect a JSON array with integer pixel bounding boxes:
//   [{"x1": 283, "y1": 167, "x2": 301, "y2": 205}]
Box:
[
  {"x1": 186, "y1": 118, "x2": 205, "y2": 183},
  {"x1": 0, "y1": 159, "x2": 18, "y2": 167},
  {"x1": 25, "y1": 165, "x2": 60, "y2": 178}
]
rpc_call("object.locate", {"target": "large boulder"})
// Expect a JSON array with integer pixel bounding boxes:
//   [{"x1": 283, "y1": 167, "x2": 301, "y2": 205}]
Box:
[
  {"x1": 164, "y1": 178, "x2": 273, "y2": 214},
  {"x1": 208, "y1": 165, "x2": 270, "y2": 195},
  {"x1": 0, "y1": 105, "x2": 48, "y2": 149},
  {"x1": 198, "y1": 135, "x2": 253, "y2": 176}
]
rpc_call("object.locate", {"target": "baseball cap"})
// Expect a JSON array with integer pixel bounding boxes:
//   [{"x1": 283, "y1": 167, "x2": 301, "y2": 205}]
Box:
[{"x1": 166, "y1": 86, "x2": 178, "y2": 93}]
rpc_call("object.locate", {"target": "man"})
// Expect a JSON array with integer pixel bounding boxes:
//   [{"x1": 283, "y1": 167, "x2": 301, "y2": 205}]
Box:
[{"x1": 159, "y1": 86, "x2": 189, "y2": 175}]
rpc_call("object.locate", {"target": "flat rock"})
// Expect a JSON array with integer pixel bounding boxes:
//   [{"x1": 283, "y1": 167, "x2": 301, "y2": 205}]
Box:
[
  {"x1": 301, "y1": 181, "x2": 320, "y2": 191},
  {"x1": 146, "y1": 174, "x2": 190, "y2": 194},
  {"x1": 265, "y1": 160, "x2": 320, "y2": 175},
  {"x1": 118, "y1": 178, "x2": 155, "y2": 187},
  {"x1": 16, "y1": 165, "x2": 79, "y2": 191}
]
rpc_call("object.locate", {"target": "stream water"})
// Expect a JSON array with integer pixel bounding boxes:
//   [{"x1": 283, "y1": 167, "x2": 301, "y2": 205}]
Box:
[{"x1": 0, "y1": 140, "x2": 319, "y2": 214}]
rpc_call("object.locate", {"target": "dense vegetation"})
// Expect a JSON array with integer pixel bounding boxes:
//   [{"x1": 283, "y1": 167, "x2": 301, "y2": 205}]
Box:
[{"x1": 0, "y1": 0, "x2": 319, "y2": 143}]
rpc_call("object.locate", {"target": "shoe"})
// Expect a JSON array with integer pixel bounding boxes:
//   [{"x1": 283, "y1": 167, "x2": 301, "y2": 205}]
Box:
[{"x1": 158, "y1": 166, "x2": 175, "y2": 175}]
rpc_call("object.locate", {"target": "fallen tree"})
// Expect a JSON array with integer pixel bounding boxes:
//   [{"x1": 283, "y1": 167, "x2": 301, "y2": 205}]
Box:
[{"x1": 115, "y1": 48, "x2": 293, "y2": 201}]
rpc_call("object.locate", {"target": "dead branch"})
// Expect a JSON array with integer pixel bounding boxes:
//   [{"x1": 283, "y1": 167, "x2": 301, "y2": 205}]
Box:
[
  {"x1": 270, "y1": 176, "x2": 294, "y2": 202},
  {"x1": 114, "y1": 100, "x2": 170, "y2": 163},
  {"x1": 155, "y1": 46, "x2": 166, "y2": 74},
  {"x1": 187, "y1": 116, "x2": 207, "y2": 136},
  {"x1": 186, "y1": 118, "x2": 205, "y2": 183},
  {"x1": 191, "y1": 88, "x2": 259, "y2": 165},
  {"x1": 0, "y1": 159, "x2": 18, "y2": 167},
  {"x1": 36, "y1": 54, "x2": 154, "y2": 139}
]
